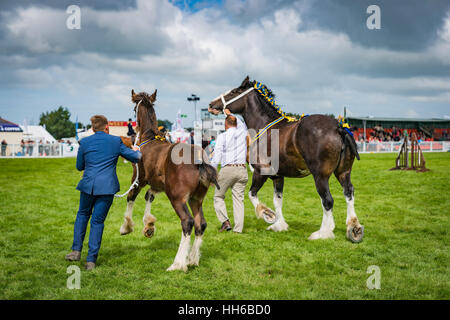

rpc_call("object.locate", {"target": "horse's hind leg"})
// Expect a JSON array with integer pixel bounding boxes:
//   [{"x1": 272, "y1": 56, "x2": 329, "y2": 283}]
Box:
[
  {"x1": 187, "y1": 197, "x2": 207, "y2": 266},
  {"x1": 142, "y1": 190, "x2": 157, "y2": 238},
  {"x1": 267, "y1": 177, "x2": 289, "y2": 232},
  {"x1": 120, "y1": 185, "x2": 142, "y2": 235},
  {"x1": 309, "y1": 174, "x2": 336, "y2": 240},
  {"x1": 167, "y1": 199, "x2": 194, "y2": 272},
  {"x1": 335, "y1": 168, "x2": 364, "y2": 243}
]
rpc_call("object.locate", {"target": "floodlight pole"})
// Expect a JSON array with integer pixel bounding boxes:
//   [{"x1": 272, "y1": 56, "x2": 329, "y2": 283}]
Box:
[{"x1": 187, "y1": 94, "x2": 200, "y2": 124}]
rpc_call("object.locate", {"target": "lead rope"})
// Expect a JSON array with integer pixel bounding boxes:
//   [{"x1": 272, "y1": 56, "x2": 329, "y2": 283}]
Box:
[{"x1": 114, "y1": 100, "x2": 142, "y2": 198}]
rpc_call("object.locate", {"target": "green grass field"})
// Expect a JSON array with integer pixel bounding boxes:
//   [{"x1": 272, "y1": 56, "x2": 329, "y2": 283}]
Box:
[{"x1": 0, "y1": 153, "x2": 449, "y2": 299}]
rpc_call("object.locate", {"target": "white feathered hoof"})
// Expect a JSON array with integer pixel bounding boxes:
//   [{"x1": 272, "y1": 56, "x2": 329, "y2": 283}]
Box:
[
  {"x1": 267, "y1": 221, "x2": 288, "y2": 232},
  {"x1": 166, "y1": 263, "x2": 188, "y2": 272},
  {"x1": 308, "y1": 230, "x2": 335, "y2": 240},
  {"x1": 187, "y1": 253, "x2": 200, "y2": 267},
  {"x1": 347, "y1": 224, "x2": 364, "y2": 243},
  {"x1": 120, "y1": 221, "x2": 134, "y2": 235}
]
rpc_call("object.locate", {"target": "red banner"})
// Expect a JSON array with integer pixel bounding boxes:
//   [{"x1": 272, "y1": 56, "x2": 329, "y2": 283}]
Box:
[{"x1": 108, "y1": 121, "x2": 136, "y2": 127}]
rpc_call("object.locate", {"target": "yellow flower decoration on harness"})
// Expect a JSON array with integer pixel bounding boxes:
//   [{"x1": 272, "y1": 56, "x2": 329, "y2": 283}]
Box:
[{"x1": 253, "y1": 82, "x2": 297, "y2": 122}]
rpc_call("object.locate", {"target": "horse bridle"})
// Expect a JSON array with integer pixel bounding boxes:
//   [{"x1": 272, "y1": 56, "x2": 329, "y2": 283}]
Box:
[
  {"x1": 133, "y1": 99, "x2": 143, "y2": 147},
  {"x1": 218, "y1": 86, "x2": 255, "y2": 111}
]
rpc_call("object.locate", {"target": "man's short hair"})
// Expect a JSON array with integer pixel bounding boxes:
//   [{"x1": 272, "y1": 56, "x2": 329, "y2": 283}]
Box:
[
  {"x1": 90, "y1": 115, "x2": 108, "y2": 132},
  {"x1": 225, "y1": 115, "x2": 237, "y2": 127}
]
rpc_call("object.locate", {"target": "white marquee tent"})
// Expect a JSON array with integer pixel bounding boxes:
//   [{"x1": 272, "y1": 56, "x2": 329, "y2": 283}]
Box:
[{"x1": 20, "y1": 125, "x2": 56, "y2": 143}]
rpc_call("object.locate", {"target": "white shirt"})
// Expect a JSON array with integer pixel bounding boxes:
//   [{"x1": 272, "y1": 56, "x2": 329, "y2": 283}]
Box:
[{"x1": 211, "y1": 114, "x2": 247, "y2": 169}]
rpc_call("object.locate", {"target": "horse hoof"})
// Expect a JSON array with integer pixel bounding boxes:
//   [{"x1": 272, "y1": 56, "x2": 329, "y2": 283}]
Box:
[
  {"x1": 187, "y1": 257, "x2": 199, "y2": 266},
  {"x1": 347, "y1": 225, "x2": 364, "y2": 243},
  {"x1": 143, "y1": 226, "x2": 155, "y2": 238},
  {"x1": 308, "y1": 230, "x2": 335, "y2": 240},
  {"x1": 120, "y1": 225, "x2": 133, "y2": 235},
  {"x1": 262, "y1": 209, "x2": 278, "y2": 224},
  {"x1": 267, "y1": 222, "x2": 288, "y2": 232},
  {"x1": 167, "y1": 263, "x2": 188, "y2": 272}
]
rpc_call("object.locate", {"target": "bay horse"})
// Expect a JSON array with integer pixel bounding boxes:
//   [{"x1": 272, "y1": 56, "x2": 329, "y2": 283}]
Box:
[
  {"x1": 120, "y1": 89, "x2": 219, "y2": 271},
  {"x1": 208, "y1": 76, "x2": 364, "y2": 243}
]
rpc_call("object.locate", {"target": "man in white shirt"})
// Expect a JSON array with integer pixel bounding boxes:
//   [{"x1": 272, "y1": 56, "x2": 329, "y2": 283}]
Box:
[{"x1": 211, "y1": 109, "x2": 248, "y2": 233}]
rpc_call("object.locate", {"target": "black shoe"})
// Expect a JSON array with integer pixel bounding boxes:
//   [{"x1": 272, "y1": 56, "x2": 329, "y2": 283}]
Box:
[
  {"x1": 65, "y1": 250, "x2": 81, "y2": 261},
  {"x1": 219, "y1": 220, "x2": 232, "y2": 232}
]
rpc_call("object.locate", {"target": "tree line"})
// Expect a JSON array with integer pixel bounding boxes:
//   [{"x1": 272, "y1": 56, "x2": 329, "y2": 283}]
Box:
[{"x1": 39, "y1": 107, "x2": 172, "y2": 140}]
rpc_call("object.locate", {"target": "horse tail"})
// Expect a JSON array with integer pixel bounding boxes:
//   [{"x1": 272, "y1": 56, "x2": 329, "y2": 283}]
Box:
[
  {"x1": 198, "y1": 163, "x2": 220, "y2": 189},
  {"x1": 338, "y1": 127, "x2": 360, "y2": 161}
]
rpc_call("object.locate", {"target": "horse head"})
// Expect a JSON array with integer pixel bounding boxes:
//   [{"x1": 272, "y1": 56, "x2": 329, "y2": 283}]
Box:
[
  {"x1": 208, "y1": 76, "x2": 253, "y2": 115},
  {"x1": 131, "y1": 89, "x2": 159, "y2": 137}
]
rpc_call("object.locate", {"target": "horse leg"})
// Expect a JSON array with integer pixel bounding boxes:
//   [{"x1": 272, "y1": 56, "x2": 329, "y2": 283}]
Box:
[
  {"x1": 142, "y1": 189, "x2": 157, "y2": 238},
  {"x1": 267, "y1": 177, "x2": 289, "y2": 232},
  {"x1": 335, "y1": 170, "x2": 364, "y2": 243},
  {"x1": 248, "y1": 173, "x2": 277, "y2": 224},
  {"x1": 167, "y1": 200, "x2": 194, "y2": 272},
  {"x1": 308, "y1": 174, "x2": 335, "y2": 240},
  {"x1": 187, "y1": 197, "x2": 207, "y2": 266},
  {"x1": 119, "y1": 185, "x2": 142, "y2": 235}
]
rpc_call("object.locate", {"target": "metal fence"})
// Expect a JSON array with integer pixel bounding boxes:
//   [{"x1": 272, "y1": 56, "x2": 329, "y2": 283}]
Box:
[
  {"x1": 0, "y1": 143, "x2": 79, "y2": 158},
  {"x1": 356, "y1": 141, "x2": 450, "y2": 153}
]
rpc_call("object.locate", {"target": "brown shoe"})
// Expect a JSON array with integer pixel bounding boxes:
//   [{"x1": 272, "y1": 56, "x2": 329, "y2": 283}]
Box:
[
  {"x1": 219, "y1": 220, "x2": 232, "y2": 232},
  {"x1": 85, "y1": 262, "x2": 96, "y2": 271},
  {"x1": 65, "y1": 250, "x2": 81, "y2": 261}
]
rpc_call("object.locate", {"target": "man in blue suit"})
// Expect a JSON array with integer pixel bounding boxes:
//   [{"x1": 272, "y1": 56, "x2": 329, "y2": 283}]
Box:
[{"x1": 65, "y1": 115, "x2": 142, "y2": 270}]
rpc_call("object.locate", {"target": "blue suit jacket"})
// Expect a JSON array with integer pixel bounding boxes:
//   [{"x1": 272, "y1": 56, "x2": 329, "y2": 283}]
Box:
[{"x1": 76, "y1": 132, "x2": 142, "y2": 195}]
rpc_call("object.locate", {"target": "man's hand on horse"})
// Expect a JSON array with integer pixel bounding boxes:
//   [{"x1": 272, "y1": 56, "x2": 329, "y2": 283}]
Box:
[
  {"x1": 224, "y1": 108, "x2": 231, "y2": 116},
  {"x1": 132, "y1": 146, "x2": 140, "y2": 152}
]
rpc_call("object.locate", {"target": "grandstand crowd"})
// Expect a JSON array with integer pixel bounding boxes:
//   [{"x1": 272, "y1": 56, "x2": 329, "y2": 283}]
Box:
[{"x1": 353, "y1": 126, "x2": 449, "y2": 143}]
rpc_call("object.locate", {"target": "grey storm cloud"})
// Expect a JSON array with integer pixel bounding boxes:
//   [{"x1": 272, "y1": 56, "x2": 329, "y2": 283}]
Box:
[
  {"x1": 224, "y1": 0, "x2": 450, "y2": 51},
  {"x1": 0, "y1": 1, "x2": 173, "y2": 58},
  {"x1": 0, "y1": 0, "x2": 138, "y2": 11},
  {"x1": 0, "y1": 0, "x2": 449, "y2": 124}
]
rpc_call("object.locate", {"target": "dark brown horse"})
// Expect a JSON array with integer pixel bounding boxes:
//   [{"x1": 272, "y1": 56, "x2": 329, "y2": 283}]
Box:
[
  {"x1": 120, "y1": 89, "x2": 219, "y2": 271},
  {"x1": 209, "y1": 76, "x2": 364, "y2": 242}
]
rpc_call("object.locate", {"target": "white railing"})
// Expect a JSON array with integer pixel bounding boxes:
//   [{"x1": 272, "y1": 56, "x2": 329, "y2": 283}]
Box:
[
  {"x1": 356, "y1": 141, "x2": 450, "y2": 153},
  {"x1": 1, "y1": 140, "x2": 448, "y2": 158},
  {"x1": 0, "y1": 143, "x2": 79, "y2": 158}
]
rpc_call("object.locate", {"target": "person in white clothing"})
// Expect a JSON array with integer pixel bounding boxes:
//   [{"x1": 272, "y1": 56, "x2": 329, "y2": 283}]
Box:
[{"x1": 211, "y1": 109, "x2": 248, "y2": 233}]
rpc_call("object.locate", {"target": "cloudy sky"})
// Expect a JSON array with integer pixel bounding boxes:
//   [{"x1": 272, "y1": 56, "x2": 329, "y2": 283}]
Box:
[{"x1": 1, "y1": 0, "x2": 449, "y2": 126}]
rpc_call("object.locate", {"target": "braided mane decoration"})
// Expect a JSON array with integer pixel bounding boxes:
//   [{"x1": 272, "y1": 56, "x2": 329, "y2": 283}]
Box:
[{"x1": 253, "y1": 81, "x2": 298, "y2": 122}]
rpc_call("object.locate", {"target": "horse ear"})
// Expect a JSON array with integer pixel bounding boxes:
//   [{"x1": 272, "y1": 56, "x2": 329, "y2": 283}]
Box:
[
  {"x1": 131, "y1": 89, "x2": 136, "y2": 98},
  {"x1": 150, "y1": 89, "x2": 157, "y2": 103},
  {"x1": 240, "y1": 75, "x2": 250, "y2": 88}
]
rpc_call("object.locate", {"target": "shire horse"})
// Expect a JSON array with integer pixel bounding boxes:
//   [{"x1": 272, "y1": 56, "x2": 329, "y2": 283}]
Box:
[
  {"x1": 209, "y1": 76, "x2": 364, "y2": 243},
  {"x1": 120, "y1": 89, "x2": 219, "y2": 271}
]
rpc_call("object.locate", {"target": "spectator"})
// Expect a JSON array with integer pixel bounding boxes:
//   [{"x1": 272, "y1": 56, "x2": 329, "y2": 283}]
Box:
[
  {"x1": 45, "y1": 141, "x2": 50, "y2": 156},
  {"x1": 27, "y1": 140, "x2": 34, "y2": 156},
  {"x1": 127, "y1": 118, "x2": 136, "y2": 138},
  {"x1": 38, "y1": 140, "x2": 44, "y2": 156},
  {"x1": 189, "y1": 131, "x2": 195, "y2": 144},
  {"x1": 21, "y1": 139, "x2": 25, "y2": 155},
  {"x1": 1, "y1": 139, "x2": 7, "y2": 156}
]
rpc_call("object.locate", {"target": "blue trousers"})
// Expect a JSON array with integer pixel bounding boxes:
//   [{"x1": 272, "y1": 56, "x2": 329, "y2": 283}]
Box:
[{"x1": 71, "y1": 192, "x2": 114, "y2": 262}]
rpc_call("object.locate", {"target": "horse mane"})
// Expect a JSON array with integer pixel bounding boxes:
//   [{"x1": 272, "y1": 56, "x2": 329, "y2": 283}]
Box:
[{"x1": 250, "y1": 80, "x2": 283, "y2": 120}]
